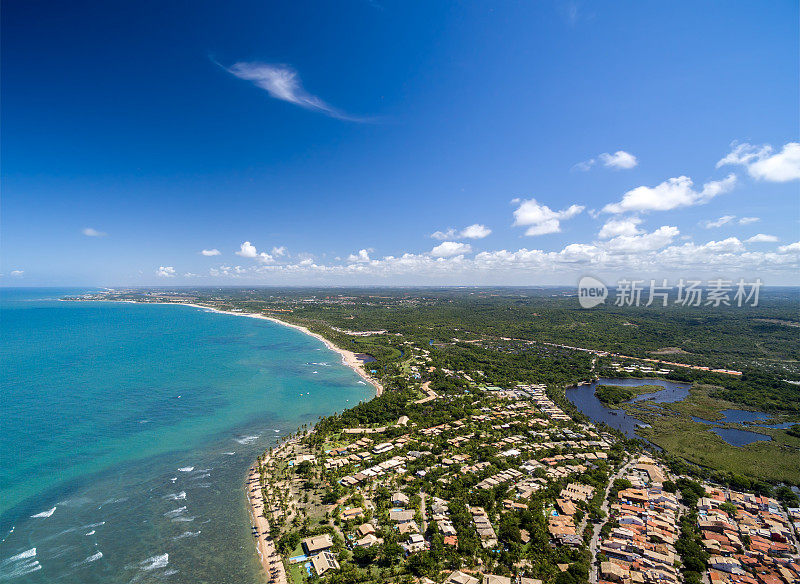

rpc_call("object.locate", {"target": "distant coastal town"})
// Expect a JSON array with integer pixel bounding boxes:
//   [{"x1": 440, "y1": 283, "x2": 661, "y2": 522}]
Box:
[{"x1": 69, "y1": 288, "x2": 800, "y2": 584}]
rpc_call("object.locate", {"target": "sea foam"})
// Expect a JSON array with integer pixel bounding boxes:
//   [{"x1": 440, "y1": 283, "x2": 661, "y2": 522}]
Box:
[
  {"x1": 72, "y1": 551, "x2": 103, "y2": 567},
  {"x1": 0, "y1": 548, "x2": 41, "y2": 579},
  {"x1": 140, "y1": 553, "x2": 169, "y2": 571},
  {"x1": 31, "y1": 507, "x2": 56, "y2": 518}
]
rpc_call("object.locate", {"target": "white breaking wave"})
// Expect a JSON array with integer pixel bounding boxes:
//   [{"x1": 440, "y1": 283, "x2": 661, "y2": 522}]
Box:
[
  {"x1": 163, "y1": 506, "x2": 186, "y2": 519},
  {"x1": 357, "y1": 380, "x2": 366, "y2": 385},
  {"x1": 234, "y1": 435, "x2": 259, "y2": 445},
  {"x1": 192, "y1": 473, "x2": 210, "y2": 480},
  {"x1": 165, "y1": 492, "x2": 186, "y2": 501},
  {"x1": 172, "y1": 531, "x2": 200, "y2": 540},
  {"x1": 139, "y1": 553, "x2": 169, "y2": 571},
  {"x1": 177, "y1": 466, "x2": 194, "y2": 472},
  {"x1": 222, "y1": 452, "x2": 235, "y2": 456},
  {"x1": 72, "y1": 551, "x2": 103, "y2": 567},
  {"x1": 171, "y1": 516, "x2": 195, "y2": 523},
  {"x1": 0, "y1": 548, "x2": 41, "y2": 580},
  {"x1": 85, "y1": 530, "x2": 95, "y2": 536},
  {"x1": 30, "y1": 507, "x2": 56, "y2": 518}
]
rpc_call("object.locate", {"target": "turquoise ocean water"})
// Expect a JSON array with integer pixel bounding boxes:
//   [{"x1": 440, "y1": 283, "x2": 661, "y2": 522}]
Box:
[{"x1": 0, "y1": 288, "x2": 372, "y2": 582}]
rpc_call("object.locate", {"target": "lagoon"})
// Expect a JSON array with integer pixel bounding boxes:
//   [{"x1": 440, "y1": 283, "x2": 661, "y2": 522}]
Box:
[{"x1": 565, "y1": 378, "x2": 690, "y2": 438}]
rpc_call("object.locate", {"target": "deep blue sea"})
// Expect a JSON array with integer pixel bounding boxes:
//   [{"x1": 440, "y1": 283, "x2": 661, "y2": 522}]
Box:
[{"x1": 0, "y1": 288, "x2": 372, "y2": 583}]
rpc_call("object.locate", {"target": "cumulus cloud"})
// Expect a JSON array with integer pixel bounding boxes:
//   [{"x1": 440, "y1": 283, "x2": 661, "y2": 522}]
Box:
[
  {"x1": 347, "y1": 249, "x2": 372, "y2": 263},
  {"x1": 82, "y1": 227, "x2": 107, "y2": 237},
  {"x1": 196, "y1": 233, "x2": 799, "y2": 285},
  {"x1": 513, "y1": 199, "x2": 584, "y2": 236},
  {"x1": 201, "y1": 248, "x2": 221, "y2": 256},
  {"x1": 431, "y1": 224, "x2": 492, "y2": 240},
  {"x1": 603, "y1": 174, "x2": 736, "y2": 214},
  {"x1": 156, "y1": 266, "x2": 176, "y2": 278},
  {"x1": 459, "y1": 224, "x2": 492, "y2": 239},
  {"x1": 574, "y1": 150, "x2": 638, "y2": 171},
  {"x1": 598, "y1": 217, "x2": 643, "y2": 239},
  {"x1": 603, "y1": 226, "x2": 679, "y2": 253},
  {"x1": 224, "y1": 62, "x2": 367, "y2": 122},
  {"x1": 746, "y1": 233, "x2": 779, "y2": 243},
  {"x1": 431, "y1": 241, "x2": 472, "y2": 257},
  {"x1": 235, "y1": 241, "x2": 274, "y2": 263},
  {"x1": 718, "y1": 142, "x2": 800, "y2": 182},
  {"x1": 236, "y1": 241, "x2": 258, "y2": 258},
  {"x1": 599, "y1": 151, "x2": 638, "y2": 169}
]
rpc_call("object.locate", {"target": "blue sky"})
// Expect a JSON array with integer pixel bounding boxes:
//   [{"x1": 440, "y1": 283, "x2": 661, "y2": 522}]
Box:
[{"x1": 2, "y1": 1, "x2": 798, "y2": 286}]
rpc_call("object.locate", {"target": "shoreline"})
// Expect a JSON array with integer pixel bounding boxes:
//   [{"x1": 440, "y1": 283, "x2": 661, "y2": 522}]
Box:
[
  {"x1": 154, "y1": 302, "x2": 384, "y2": 398},
  {"x1": 108, "y1": 299, "x2": 383, "y2": 583},
  {"x1": 247, "y1": 462, "x2": 288, "y2": 584}
]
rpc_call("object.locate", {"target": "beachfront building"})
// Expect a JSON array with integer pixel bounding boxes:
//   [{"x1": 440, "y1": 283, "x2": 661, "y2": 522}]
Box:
[{"x1": 302, "y1": 533, "x2": 333, "y2": 555}]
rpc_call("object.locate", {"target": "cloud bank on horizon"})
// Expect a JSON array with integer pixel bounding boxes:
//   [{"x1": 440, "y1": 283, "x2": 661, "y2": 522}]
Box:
[{"x1": 147, "y1": 140, "x2": 798, "y2": 285}]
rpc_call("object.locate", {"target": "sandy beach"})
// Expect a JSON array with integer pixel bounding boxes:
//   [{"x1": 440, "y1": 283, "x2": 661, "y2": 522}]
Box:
[{"x1": 247, "y1": 463, "x2": 287, "y2": 584}]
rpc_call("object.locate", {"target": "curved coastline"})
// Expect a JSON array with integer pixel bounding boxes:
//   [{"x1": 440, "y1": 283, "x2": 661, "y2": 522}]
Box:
[
  {"x1": 143, "y1": 301, "x2": 383, "y2": 582},
  {"x1": 156, "y1": 302, "x2": 384, "y2": 398}
]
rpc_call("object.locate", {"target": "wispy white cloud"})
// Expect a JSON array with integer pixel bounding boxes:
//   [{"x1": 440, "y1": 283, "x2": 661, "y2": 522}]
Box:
[
  {"x1": 200, "y1": 248, "x2": 221, "y2": 256},
  {"x1": 746, "y1": 233, "x2": 779, "y2": 243},
  {"x1": 156, "y1": 266, "x2": 176, "y2": 278},
  {"x1": 738, "y1": 217, "x2": 760, "y2": 225},
  {"x1": 82, "y1": 227, "x2": 107, "y2": 237},
  {"x1": 603, "y1": 174, "x2": 736, "y2": 214},
  {"x1": 431, "y1": 224, "x2": 492, "y2": 240},
  {"x1": 702, "y1": 215, "x2": 736, "y2": 229},
  {"x1": 574, "y1": 150, "x2": 638, "y2": 171},
  {"x1": 703, "y1": 215, "x2": 761, "y2": 228},
  {"x1": 513, "y1": 199, "x2": 584, "y2": 235},
  {"x1": 718, "y1": 141, "x2": 800, "y2": 182},
  {"x1": 10, "y1": 270, "x2": 24, "y2": 277},
  {"x1": 223, "y1": 62, "x2": 369, "y2": 122},
  {"x1": 272, "y1": 246, "x2": 287, "y2": 257}
]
